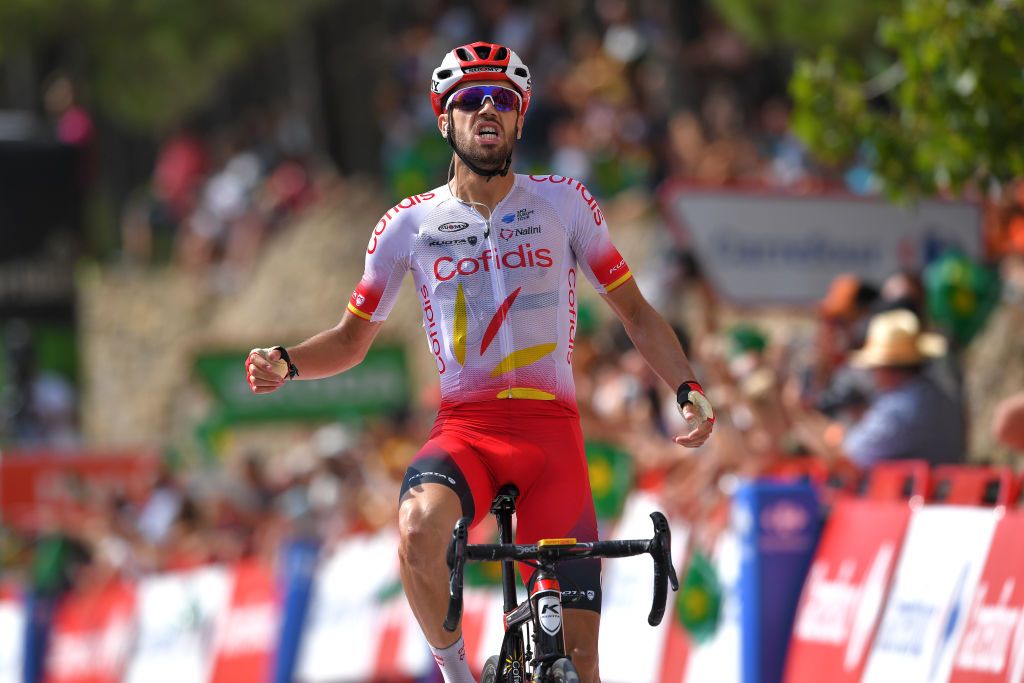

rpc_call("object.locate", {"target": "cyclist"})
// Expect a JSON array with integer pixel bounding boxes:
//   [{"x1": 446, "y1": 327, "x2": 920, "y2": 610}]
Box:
[{"x1": 246, "y1": 41, "x2": 714, "y2": 683}]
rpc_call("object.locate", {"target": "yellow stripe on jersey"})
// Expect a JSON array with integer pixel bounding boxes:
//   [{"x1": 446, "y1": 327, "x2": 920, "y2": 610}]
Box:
[
  {"x1": 604, "y1": 270, "x2": 633, "y2": 293},
  {"x1": 347, "y1": 302, "x2": 373, "y2": 321},
  {"x1": 454, "y1": 282, "x2": 467, "y2": 365},
  {"x1": 490, "y1": 343, "x2": 558, "y2": 378},
  {"x1": 497, "y1": 388, "x2": 557, "y2": 400}
]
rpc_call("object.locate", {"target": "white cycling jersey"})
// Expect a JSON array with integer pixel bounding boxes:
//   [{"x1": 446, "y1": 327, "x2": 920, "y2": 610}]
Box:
[{"x1": 348, "y1": 174, "x2": 632, "y2": 405}]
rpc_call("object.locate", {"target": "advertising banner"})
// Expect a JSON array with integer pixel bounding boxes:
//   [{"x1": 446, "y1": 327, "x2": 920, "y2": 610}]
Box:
[
  {"x1": 948, "y1": 511, "x2": 1024, "y2": 683},
  {"x1": 683, "y1": 528, "x2": 743, "y2": 683},
  {"x1": 733, "y1": 481, "x2": 822, "y2": 683},
  {"x1": 122, "y1": 567, "x2": 232, "y2": 683},
  {"x1": 785, "y1": 498, "x2": 913, "y2": 683},
  {"x1": 44, "y1": 582, "x2": 136, "y2": 683},
  {"x1": 295, "y1": 531, "x2": 404, "y2": 682},
  {"x1": 862, "y1": 506, "x2": 998, "y2": 683},
  {"x1": 0, "y1": 449, "x2": 159, "y2": 529},
  {"x1": 662, "y1": 188, "x2": 981, "y2": 306},
  {"x1": 600, "y1": 492, "x2": 689, "y2": 683},
  {"x1": 209, "y1": 561, "x2": 279, "y2": 683},
  {"x1": 0, "y1": 595, "x2": 23, "y2": 683}
]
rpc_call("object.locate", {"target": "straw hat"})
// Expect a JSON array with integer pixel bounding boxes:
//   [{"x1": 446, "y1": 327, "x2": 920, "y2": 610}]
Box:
[{"x1": 851, "y1": 309, "x2": 947, "y2": 368}]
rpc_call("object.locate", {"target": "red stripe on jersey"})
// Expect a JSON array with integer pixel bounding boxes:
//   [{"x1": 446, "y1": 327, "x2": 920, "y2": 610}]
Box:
[
  {"x1": 480, "y1": 286, "x2": 521, "y2": 354},
  {"x1": 588, "y1": 246, "x2": 631, "y2": 291},
  {"x1": 350, "y1": 279, "x2": 384, "y2": 317}
]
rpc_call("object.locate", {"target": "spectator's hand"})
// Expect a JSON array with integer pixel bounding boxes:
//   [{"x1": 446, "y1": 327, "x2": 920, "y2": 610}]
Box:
[
  {"x1": 246, "y1": 347, "x2": 288, "y2": 394},
  {"x1": 673, "y1": 403, "x2": 714, "y2": 448}
]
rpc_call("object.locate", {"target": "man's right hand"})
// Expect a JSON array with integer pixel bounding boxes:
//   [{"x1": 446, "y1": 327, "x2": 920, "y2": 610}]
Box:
[{"x1": 246, "y1": 347, "x2": 288, "y2": 394}]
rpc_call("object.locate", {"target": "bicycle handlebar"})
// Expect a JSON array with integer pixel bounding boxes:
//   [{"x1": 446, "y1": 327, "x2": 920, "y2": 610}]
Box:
[{"x1": 443, "y1": 512, "x2": 678, "y2": 631}]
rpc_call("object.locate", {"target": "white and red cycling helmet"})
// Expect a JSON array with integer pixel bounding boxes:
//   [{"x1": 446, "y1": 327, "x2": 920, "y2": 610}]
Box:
[{"x1": 430, "y1": 41, "x2": 532, "y2": 118}]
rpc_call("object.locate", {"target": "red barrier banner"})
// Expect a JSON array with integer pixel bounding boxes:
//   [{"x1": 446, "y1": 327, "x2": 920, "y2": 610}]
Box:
[
  {"x1": 0, "y1": 449, "x2": 158, "y2": 528},
  {"x1": 209, "y1": 561, "x2": 279, "y2": 683},
  {"x1": 44, "y1": 582, "x2": 136, "y2": 683},
  {"x1": 949, "y1": 511, "x2": 1024, "y2": 683},
  {"x1": 785, "y1": 498, "x2": 912, "y2": 683}
]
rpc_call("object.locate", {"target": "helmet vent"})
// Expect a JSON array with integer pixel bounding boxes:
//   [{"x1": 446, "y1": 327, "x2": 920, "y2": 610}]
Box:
[
  {"x1": 456, "y1": 47, "x2": 473, "y2": 61},
  {"x1": 473, "y1": 45, "x2": 491, "y2": 59},
  {"x1": 495, "y1": 47, "x2": 508, "y2": 60},
  {"x1": 436, "y1": 69, "x2": 452, "y2": 80},
  {"x1": 514, "y1": 67, "x2": 528, "y2": 77}
]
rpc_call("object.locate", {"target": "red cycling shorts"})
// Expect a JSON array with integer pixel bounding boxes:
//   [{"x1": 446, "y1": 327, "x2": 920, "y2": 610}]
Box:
[{"x1": 399, "y1": 399, "x2": 601, "y2": 612}]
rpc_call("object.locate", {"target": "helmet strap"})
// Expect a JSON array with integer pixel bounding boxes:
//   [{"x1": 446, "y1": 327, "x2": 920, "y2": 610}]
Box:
[{"x1": 446, "y1": 109, "x2": 514, "y2": 181}]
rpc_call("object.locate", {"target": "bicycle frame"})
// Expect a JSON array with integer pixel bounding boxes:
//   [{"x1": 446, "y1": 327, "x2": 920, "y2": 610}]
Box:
[{"x1": 444, "y1": 484, "x2": 677, "y2": 682}]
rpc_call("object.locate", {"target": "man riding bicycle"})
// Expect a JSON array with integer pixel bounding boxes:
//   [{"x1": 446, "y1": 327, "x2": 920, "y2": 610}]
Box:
[{"x1": 246, "y1": 41, "x2": 714, "y2": 683}]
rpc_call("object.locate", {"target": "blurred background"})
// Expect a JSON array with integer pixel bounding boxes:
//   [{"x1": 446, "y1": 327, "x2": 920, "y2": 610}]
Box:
[{"x1": 0, "y1": 0, "x2": 1022, "y2": 681}]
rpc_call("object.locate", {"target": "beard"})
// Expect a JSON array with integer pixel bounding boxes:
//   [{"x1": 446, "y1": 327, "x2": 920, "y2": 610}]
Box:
[{"x1": 451, "y1": 123, "x2": 514, "y2": 171}]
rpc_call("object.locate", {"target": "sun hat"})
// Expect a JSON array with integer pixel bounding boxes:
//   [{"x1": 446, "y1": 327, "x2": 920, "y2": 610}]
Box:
[{"x1": 851, "y1": 309, "x2": 947, "y2": 368}]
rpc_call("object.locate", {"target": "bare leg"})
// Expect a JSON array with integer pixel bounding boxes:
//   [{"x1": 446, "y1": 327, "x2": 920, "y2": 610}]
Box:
[
  {"x1": 563, "y1": 608, "x2": 601, "y2": 683},
  {"x1": 398, "y1": 483, "x2": 465, "y2": 647}
]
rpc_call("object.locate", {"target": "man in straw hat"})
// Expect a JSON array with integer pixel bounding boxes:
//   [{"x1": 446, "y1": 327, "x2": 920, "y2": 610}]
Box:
[{"x1": 842, "y1": 309, "x2": 965, "y2": 467}]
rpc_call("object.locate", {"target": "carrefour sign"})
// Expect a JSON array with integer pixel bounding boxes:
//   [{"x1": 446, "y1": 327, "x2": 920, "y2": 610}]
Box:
[{"x1": 662, "y1": 187, "x2": 982, "y2": 306}]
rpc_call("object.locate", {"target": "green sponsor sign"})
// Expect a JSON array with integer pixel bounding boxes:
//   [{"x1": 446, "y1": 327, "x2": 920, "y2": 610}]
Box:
[{"x1": 195, "y1": 345, "x2": 412, "y2": 423}]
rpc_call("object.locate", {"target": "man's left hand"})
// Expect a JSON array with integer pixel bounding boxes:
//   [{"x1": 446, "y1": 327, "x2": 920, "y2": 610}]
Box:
[{"x1": 673, "y1": 403, "x2": 714, "y2": 448}]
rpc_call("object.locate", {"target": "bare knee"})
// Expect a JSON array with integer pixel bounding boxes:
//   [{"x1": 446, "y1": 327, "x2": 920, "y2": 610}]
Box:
[{"x1": 398, "y1": 491, "x2": 460, "y2": 568}]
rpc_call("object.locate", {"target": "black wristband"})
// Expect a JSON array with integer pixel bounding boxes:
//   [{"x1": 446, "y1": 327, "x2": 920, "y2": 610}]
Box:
[
  {"x1": 676, "y1": 381, "x2": 704, "y2": 406},
  {"x1": 273, "y1": 346, "x2": 300, "y2": 379}
]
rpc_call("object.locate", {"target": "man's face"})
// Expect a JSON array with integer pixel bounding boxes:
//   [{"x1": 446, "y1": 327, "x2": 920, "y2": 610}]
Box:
[{"x1": 440, "y1": 80, "x2": 522, "y2": 171}]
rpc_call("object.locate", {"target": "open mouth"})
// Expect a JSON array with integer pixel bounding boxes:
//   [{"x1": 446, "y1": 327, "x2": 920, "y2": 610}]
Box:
[{"x1": 474, "y1": 123, "x2": 502, "y2": 144}]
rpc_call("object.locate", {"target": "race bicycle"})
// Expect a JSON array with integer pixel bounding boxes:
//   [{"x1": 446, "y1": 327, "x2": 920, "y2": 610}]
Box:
[{"x1": 444, "y1": 484, "x2": 679, "y2": 682}]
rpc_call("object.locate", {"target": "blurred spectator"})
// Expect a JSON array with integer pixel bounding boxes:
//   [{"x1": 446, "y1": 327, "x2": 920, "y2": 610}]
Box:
[
  {"x1": 43, "y1": 72, "x2": 96, "y2": 187},
  {"x1": 992, "y1": 391, "x2": 1024, "y2": 452},
  {"x1": 841, "y1": 309, "x2": 965, "y2": 467}
]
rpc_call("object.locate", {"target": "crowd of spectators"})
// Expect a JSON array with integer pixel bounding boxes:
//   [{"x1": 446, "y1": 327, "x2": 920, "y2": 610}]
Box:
[{"x1": 119, "y1": 105, "x2": 324, "y2": 291}]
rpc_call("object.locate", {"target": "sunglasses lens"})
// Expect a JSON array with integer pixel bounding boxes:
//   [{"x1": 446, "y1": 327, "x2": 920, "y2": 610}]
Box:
[
  {"x1": 451, "y1": 87, "x2": 486, "y2": 111},
  {"x1": 492, "y1": 89, "x2": 519, "y2": 112}
]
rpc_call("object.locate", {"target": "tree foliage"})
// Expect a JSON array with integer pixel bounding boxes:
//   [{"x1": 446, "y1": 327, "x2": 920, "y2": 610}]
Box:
[
  {"x1": 789, "y1": 0, "x2": 1024, "y2": 198},
  {"x1": 0, "y1": 0, "x2": 325, "y2": 130},
  {"x1": 710, "y1": 0, "x2": 893, "y2": 53}
]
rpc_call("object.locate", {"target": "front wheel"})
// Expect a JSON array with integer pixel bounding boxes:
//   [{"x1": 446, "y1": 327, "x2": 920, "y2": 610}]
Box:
[
  {"x1": 481, "y1": 654, "x2": 499, "y2": 683},
  {"x1": 549, "y1": 657, "x2": 580, "y2": 682}
]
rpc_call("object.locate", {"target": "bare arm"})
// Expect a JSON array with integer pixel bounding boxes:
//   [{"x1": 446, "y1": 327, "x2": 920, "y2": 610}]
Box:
[
  {"x1": 602, "y1": 278, "x2": 712, "y2": 447},
  {"x1": 247, "y1": 310, "x2": 383, "y2": 393}
]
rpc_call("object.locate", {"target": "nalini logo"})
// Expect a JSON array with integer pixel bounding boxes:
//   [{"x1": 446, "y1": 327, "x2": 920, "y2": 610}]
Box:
[
  {"x1": 502, "y1": 213, "x2": 516, "y2": 224},
  {"x1": 501, "y1": 226, "x2": 542, "y2": 240}
]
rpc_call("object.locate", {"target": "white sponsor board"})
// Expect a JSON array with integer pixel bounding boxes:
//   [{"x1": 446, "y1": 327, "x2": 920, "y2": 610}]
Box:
[
  {"x1": 0, "y1": 600, "x2": 23, "y2": 683},
  {"x1": 296, "y1": 531, "x2": 405, "y2": 682},
  {"x1": 600, "y1": 492, "x2": 688, "y2": 683},
  {"x1": 683, "y1": 527, "x2": 742, "y2": 683},
  {"x1": 665, "y1": 189, "x2": 981, "y2": 306},
  {"x1": 862, "y1": 506, "x2": 998, "y2": 683},
  {"x1": 123, "y1": 566, "x2": 232, "y2": 683}
]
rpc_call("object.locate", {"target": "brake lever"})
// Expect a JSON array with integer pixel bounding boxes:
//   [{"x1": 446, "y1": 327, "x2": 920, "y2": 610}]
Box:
[{"x1": 443, "y1": 517, "x2": 470, "y2": 632}]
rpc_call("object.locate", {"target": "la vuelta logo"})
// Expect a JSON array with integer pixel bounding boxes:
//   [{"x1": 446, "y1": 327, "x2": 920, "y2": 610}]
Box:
[{"x1": 793, "y1": 543, "x2": 896, "y2": 671}]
